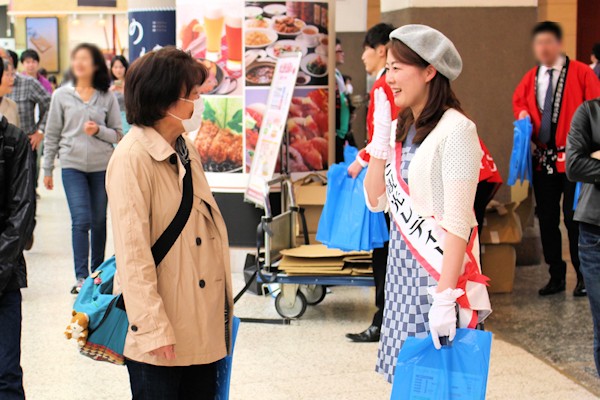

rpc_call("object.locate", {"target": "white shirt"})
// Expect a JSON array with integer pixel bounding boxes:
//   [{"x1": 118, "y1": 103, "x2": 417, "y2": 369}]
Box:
[
  {"x1": 376, "y1": 68, "x2": 386, "y2": 80},
  {"x1": 537, "y1": 56, "x2": 565, "y2": 111}
]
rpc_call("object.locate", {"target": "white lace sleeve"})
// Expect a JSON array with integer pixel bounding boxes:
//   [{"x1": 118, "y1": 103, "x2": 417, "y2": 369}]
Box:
[
  {"x1": 439, "y1": 119, "x2": 482, "y2": 241},
  {"x1": 364, "y1": 185, "x2": 387, "y2": 212}
]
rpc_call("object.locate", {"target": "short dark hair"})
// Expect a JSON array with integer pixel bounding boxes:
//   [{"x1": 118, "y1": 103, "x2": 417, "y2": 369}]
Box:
[
  {"x1": 7, "y1": 50, "x2": 17, "y2": 69},
  {"x1": 110, "y1": 55, "x2": 129, "y2": 81},
  {"x1": 363, "y1": 23, "x2": 395, "y2": 49},
  {"x1": 48, "y1": 75, "x2": 57, "y2": 85},
  {"x1": 335, "y1": 38, "x2": 341, "y2": 46},
  {"x1": 593, "y1": 43, "x2": 600, "y2": 60},
  {"x1": 125, "y1": 47, "x2": 207, "y2": 127},
  {"x1": 532, "y1": 21, "x2": 563, "y2": 41},
  {"x1": 71, "y1": 43, "x2": 111, "y2": 92},
  {"x1": 38, "y1": 67, "x2": 48, "y2": 78},
  {"x1": 20, "y1": 49, "x2": 40, "y2": 64}
]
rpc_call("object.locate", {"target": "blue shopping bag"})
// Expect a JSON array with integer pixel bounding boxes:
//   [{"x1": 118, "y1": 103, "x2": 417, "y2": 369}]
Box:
[
  {"x1": 215, "y1": 316, "x2": 241, "y2": 400},
  {"x1": 316, "y1": 146, "x2": 389, "y2": 251},
  {"x1": 508, "y1": 117, "x2": 533, "y2": 186},
  {"x1": 391, "y1": 329, "x2": 492, "y2": 400}
]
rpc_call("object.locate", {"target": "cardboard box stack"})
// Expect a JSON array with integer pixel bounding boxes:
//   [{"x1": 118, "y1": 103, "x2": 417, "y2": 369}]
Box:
[
  {"x1": 294, "y1": 174, "x2": 327, "y2": 245},
  {"x1": 278, "y1": 245, "x2": 372, "y2": 276},
  {"x1": 480, "y1": 202, "x2": 523, "y2": 293}
]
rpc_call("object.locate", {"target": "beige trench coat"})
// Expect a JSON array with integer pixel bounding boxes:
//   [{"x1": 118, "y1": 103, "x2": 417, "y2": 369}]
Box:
[{"x1": 106, "y1": 125, "x2": 233, "y2": 367}]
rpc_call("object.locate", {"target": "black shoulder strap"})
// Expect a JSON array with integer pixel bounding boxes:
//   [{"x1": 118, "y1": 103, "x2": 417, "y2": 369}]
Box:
[{"x1": 150, "y1": 161, "x2": 194, "y2": 267}]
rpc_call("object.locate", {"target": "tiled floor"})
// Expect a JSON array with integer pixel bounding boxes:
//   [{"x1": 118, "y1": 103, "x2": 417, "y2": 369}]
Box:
[{"x1": 17, "y1": 172, "x2": 599, "y2": 399}]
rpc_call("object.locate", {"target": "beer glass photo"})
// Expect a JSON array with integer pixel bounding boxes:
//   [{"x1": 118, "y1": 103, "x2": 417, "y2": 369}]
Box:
[
  {"x1": 205, "y1": 6, "x2": 224, "y2": 61},
  {"x1": 225, "y1": 13, "x2": 242, "y2": 70}
]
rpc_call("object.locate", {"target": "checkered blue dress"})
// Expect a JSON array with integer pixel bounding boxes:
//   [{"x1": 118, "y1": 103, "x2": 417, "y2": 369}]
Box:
[{"x1": 376, "y1": 127, "x2": 437, "y2": 383}]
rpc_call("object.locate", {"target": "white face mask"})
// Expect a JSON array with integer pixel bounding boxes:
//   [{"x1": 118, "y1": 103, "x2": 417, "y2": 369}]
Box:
[
  {"x1": 169, "y1": 97, "x2": 204, "y2": 133},
  {"x1": 346, "y1": 83, "x2": 353, "y2": 95}
]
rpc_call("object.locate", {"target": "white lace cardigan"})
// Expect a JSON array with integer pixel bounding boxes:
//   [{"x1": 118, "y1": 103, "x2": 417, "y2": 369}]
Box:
[{"x1": 367, "y1": 108, "x2": 483, "y2": 242}]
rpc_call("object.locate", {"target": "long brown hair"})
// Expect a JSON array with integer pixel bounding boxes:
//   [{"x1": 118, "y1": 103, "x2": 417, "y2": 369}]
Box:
[{"x1": 387, "y1": 39, "x2": 465, "y2": 144}]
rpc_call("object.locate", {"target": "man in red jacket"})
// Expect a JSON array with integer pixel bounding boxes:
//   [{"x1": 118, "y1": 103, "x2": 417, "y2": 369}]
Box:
[
  {"x1": 513, "y1": 21, "x2": 600, "y2": 296},
  {"x1": 345, "y1": 23, "x2": 398, "y2": 343}
]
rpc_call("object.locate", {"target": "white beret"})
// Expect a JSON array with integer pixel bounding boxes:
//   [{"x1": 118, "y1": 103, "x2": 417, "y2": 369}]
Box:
[{"x1": 389, "y1": 24, "x2": 463, "y2": 81}]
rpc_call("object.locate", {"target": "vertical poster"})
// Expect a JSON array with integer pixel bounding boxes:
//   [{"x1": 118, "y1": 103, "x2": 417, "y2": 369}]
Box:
[
  {"x1": 128, "y1": 9, "x2": 176, "y2": 62},
  {"x1": 244, "y1": 1, "x2": 330, "y2": 176},
  {"x1": 177, "y1": 0, "x2": 245, "y2": 174},
  {"x1": 25, "y1": 18, "x2": 59, "y2": 73},
  {"x1": 245, "y1": 53, "x2": 302, "y2": 206}
]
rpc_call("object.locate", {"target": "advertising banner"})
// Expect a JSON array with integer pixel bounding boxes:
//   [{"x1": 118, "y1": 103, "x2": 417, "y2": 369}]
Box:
[
  {"x1": 175, "y1": 0, "x2": 334, "y2": 194},
  {"x1": 245, "y1": 53, "x2": 302, "y2": 206},
  {"x1": 25, "y1": 18, "x2": 59, "y2": 73},
  {"x1": 128, "y1": 9, "x2": 176, "y2": 62}
]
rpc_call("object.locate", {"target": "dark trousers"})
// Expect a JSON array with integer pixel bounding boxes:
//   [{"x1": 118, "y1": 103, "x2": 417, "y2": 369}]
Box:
[
  {"x1": 532, "y1": 171, "x2": 580, "y2": 281},
  {"x1": 0, "y1": 290, "x2": 24, "y2": 400},
  {"x1": 579, "y1": 222, "x2": 600, "y2": 376},
  {"x1": 372, "y1": 214, "x2": 390, "y2": 329},
  {"x1": 126, "y1": 359, "x2": 217, "y2": 400},
  {"x1": 335, "y1": 133, "x2": 356, "y2": 165},
  {"x1": 62, "y1": 168, "x2": 108, "y2": 280}
]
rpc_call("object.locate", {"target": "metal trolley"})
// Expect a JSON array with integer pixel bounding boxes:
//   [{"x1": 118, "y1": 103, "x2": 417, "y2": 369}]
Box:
[{"x1": 248, "y1": 175, "x2": 374, "y2": 320}]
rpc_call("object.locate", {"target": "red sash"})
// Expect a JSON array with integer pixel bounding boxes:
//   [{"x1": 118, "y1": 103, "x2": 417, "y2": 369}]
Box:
[{"x1": 385, "y1": 143, "x2": 492, "y2": 328}]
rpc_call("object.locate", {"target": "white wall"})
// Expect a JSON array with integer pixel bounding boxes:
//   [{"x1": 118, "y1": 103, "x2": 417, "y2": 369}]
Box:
[
  {"x1": 381, "y1": 0, "x2": 537, "y2": 12},
  {"x1": 335, "y1": 0, "x2": 367, "y2": 32},
  {"x1": 67, "y1": 14, "x2": 129, "y2": 56}
]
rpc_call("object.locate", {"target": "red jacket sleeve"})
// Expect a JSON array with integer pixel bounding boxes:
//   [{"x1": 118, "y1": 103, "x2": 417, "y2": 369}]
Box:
[{"x1": 513, "y1": 72, "x2": 532, "y2": 120}]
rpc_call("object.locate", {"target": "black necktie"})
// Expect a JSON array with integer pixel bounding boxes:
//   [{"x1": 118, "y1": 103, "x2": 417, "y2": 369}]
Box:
[{"x1": 539, "y1": 69, "x2": 554, "y2": 144}]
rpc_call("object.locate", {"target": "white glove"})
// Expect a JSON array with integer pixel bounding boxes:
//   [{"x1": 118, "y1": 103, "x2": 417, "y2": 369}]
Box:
[
  {"x1": 365, "y1": 87, "x2": 392, "y2": 160},
  {"x1": 427, "y1": 286, "x2": 465, "y2": 350}
]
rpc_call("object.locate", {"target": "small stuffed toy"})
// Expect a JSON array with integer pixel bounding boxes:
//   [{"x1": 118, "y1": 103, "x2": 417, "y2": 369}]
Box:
[{"x1": 65, "y1": 310, "x2": 89, "y2": 347}]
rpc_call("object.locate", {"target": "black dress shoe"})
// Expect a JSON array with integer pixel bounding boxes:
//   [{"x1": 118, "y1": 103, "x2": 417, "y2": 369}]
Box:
[
  {"x1": 346, "y1": 326, "x2": 380, "y2": 343},
  {"x1": 574, "y1": 279, "x2": 587, "y2": 297},
  {"x1": 538, "y1": 280, "x2": 566, "y2": 296}
]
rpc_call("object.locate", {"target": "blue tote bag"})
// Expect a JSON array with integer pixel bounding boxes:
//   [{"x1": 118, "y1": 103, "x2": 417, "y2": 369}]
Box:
[
  {"x1": 391, "y1": 329, "x2": 492, "y2": 400},
  {"x1": 215, "y1": 316, "x2": 241, "y2": 400}
]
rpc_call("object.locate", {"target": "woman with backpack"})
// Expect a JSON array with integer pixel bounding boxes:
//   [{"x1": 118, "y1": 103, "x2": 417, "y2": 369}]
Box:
[
  {"x1": 42, "y1": 43, "x2": 123, "y2": 294},
  {"x1": 106, "y1": 47, "x2": 233, "y2": 399}
]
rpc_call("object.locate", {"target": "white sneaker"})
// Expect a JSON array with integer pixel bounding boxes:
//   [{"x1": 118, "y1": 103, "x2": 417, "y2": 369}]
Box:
[{"x1": 71, "y1": 278, "x2": 86, "y2": 295}]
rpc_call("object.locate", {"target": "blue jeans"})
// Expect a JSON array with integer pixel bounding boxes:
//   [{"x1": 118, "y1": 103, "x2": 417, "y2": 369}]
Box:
[
  {"x1": 0, "y1": 290, "x2": 24, "y2": 400},
  {"x1": 579, "y1": 222, "x2": 600, "y2": 376},
  {"x1": 62, "y1": 169, "x2": 108, "y2": 280},
  {"x1": 126, "y1": 358, "x2": 217, "y2": 399}
]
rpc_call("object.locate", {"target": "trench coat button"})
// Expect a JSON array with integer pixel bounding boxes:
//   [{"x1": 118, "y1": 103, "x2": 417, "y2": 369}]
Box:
[
  {"x1": 199, "y1": 279, "x2": 206, "y2": 289},
  {"x1": 196, "y1": 237, "x2": 202, "y2": 246},
  {"x1": 131, "y1": 325, "x2": 138, "y2": 332},
  {"x1": 169, "y1": 154, "x2": 177, "y2": 165}
]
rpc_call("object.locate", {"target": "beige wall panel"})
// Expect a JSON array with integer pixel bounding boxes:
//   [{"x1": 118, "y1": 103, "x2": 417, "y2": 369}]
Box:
[{"x1": 382, "y1": 6, "x2": 538, "y2": 202}]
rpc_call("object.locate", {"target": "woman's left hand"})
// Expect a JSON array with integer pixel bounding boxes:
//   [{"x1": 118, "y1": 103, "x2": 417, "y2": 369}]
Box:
[
  {"x1": 428, "y1": 287, "x2": 464, "y2": 350},
  {"x1": 84, "y1": 121, "x2": 99, "y2": 136}
]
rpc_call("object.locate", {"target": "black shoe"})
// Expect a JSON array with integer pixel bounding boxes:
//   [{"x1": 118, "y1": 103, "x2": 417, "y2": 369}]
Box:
[
  {"x1": 538, "y1": 279, "x2": 566, "y2": 296},
  {"x1": 346, "y1": 326, "x2": 380, "y2": 343},
  {"x1": 574, "y1": 279, "x2": 587, "y2": 297}
]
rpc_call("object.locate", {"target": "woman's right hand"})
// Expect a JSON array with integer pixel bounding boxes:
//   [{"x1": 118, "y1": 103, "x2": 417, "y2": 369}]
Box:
[
  {"x1": 44, "y1": 176, "x2": 54, "y2": 190},
  {"x1": 150, "y1": 345, "x2": 176, "y2": 360},
  {"x1": 366, "y1": 87, "x2": 392, "y2": 160}
]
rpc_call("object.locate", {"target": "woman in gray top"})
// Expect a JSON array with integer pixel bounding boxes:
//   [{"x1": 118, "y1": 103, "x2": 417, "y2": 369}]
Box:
[{"x1": 42, "y1": 43, "x2": 122, "y2": 294}]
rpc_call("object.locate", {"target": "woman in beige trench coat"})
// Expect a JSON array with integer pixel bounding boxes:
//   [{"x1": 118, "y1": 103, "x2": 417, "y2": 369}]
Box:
[{"x1": 105, "y1": 47, "x2": 233, "y2": 400}]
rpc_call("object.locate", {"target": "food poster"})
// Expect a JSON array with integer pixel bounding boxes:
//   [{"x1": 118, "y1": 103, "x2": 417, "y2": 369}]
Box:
[
  {"x1": 246, "y1": 87, "x2": 328, "y2": 173},
  {"x1": 244, "y1": 1, "x2": 330, "y2": 87},
  {"x1": 194, "y1": 97, "x2": 244, "y2": 173},
  {"x1": 245, "y1": 54, "x2": 302, "y2": 206},
  {"x1": 177, "y1": 0, "x2": 243, "y2": 95}
]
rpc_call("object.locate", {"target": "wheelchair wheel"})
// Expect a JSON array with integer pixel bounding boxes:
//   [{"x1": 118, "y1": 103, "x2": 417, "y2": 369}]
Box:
[
  {"x1": 275, "y1": 291, "x2": 307, "y2": 319},
  {"x1": 300, "y1": 285, "x2": 326, "y2": 306}
]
